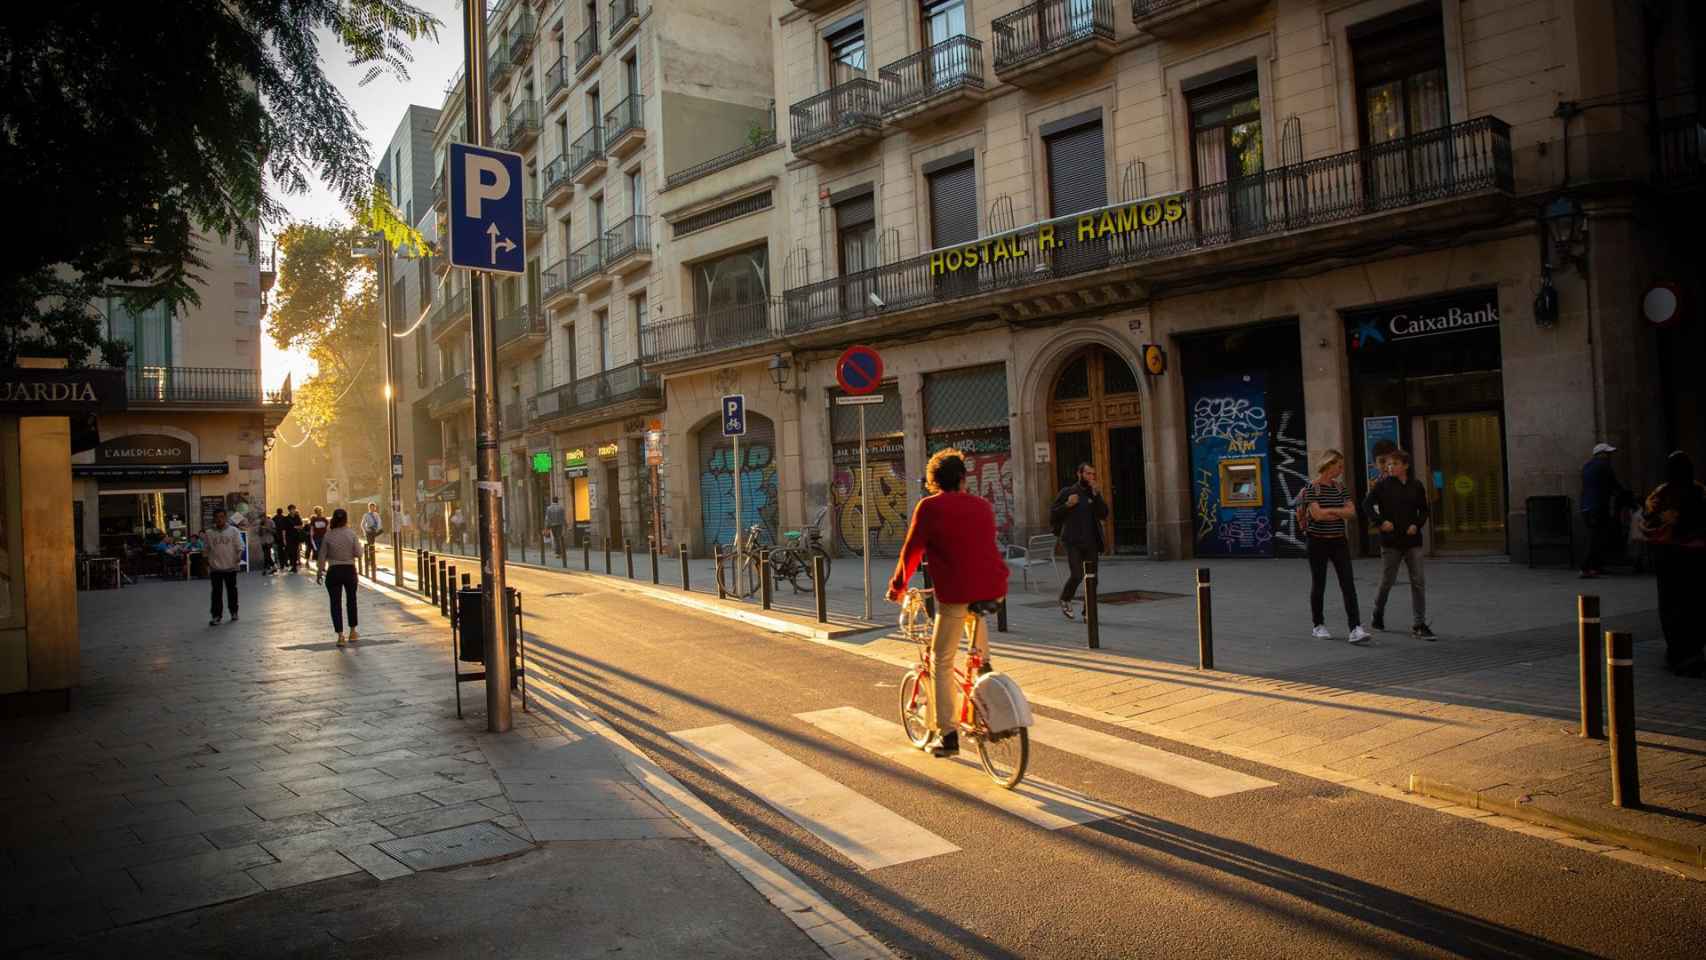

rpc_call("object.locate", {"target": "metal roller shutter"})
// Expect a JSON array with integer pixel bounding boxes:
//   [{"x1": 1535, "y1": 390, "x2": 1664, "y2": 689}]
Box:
[
  {"x1": 1046, "y1": 120, "x2": 1107, "y2": 217},
  {"x1": 929, "y1": 161, "x2": 978, "y2": 247},
  {"x1": 697, "y1": 412, "x2": 780, "y2": 550}
]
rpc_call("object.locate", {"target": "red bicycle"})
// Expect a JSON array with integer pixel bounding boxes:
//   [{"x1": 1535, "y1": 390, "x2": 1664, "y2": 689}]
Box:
[{"x1": 897, "y1": 587, "x2": 1030, "y2": 788}]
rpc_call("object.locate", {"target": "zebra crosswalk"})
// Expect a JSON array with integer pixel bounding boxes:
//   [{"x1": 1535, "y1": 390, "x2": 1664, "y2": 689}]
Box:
[{"x1": 671, "y1": 707, "x2": 1275, "y2": 873}]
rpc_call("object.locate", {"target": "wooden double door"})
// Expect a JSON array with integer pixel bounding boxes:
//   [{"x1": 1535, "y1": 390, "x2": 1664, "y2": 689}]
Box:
[{"x1": 1047, "y1": 346, "x2": 1147, "y2": 554}]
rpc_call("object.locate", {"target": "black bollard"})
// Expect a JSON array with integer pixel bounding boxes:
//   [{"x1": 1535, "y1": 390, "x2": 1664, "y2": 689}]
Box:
[
  {"x1": 561, "y1": 533, "x2": 568, "y2": 568},
  {"x1": 625, "y1": 539, "x2": 634, "y2": 579},
  {"x1": 813, "y1": 555, "x2": 828, "y2": 623},
  {"x1": 760, "y1": 549, "x2": 772, "y2": 610},
  {"x1": 1196, "y1": 567, "x2": 1214, "y2": 670},
  {"x1": 416, "y1": 549, "x2": 425, "y2": 593},
  {"x1": 1578, "y1": 595, "x2": 1603, "y2": 739},
  {"x1": 714, "y1": 545, "x2": 726, "y2": 600},
  {"x1": 604, "y1": 537, "x2": 612, "y2": 575},
  {"x1": 920, "y1": 561, "x2": 936, "y2": 618},
  {"x1": 996, "y1": 596, "x2": 1008, "y2": 633},
  {"x1": 438, "y1": 560, "x2": 448, "y2": 617},
  {"x1": 583, "y1": 536, "x2": 590, "y2": 571},
  {"x1": 1606, "y1": 630, "x2": 1640, "y2": 808},
  {"x1": 447, "y1": 565, "x2": 458, "y2": 627},
  {"x1": 1084, "y1": 559, "x2": 1099, "y2": 650},
  {"x1": 679, "y1": 543, "x2": 690, "y2": 591},
  {"x1": 648, "y1": 537, "x2": 659, "y2": 584}
]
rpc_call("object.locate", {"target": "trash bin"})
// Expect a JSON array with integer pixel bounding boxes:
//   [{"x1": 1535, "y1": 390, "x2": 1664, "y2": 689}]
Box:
[{"x1": 455, "y1": 586, "x2": 520, "y2": 664}]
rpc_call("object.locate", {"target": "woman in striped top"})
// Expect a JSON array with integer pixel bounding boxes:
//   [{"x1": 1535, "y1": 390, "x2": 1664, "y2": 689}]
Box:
[{"x1": 1300, "y1": 449, "x2": 1370, "y2": 645}]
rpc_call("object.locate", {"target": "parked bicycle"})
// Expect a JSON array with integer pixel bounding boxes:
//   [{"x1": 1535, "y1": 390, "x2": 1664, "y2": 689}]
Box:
[
  {"x1": 716, "y1": 507, "x2": 834, "y2": 599},
  {"x1": 896, "y1": 586, "x2": 1031, "y2": 788}
]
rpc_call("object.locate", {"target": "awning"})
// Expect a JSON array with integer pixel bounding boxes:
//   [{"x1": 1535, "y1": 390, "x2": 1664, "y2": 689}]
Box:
[{"x1": 73, "y1": 462, "x2": 229, "y2": 480}]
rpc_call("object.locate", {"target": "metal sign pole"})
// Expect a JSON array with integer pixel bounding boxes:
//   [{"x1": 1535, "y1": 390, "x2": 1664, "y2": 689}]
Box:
[
  {"x1": 733, "y1": 433, "x2": 742, "y2": 558},
  {"x1": 859, "y1": 404, "x2": 870, "y2": 621},
  {"x1": 461, "y1": 1, "x2": 511, "y2": 733},
  {"x1": 382, "y1": 242, "x2": 402, "y2": 589}
]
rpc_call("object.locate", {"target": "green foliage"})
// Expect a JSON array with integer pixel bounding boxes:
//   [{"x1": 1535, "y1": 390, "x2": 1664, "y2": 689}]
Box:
[{"x1": 0, "y1": 0, "x2": 439, "y2": 367}]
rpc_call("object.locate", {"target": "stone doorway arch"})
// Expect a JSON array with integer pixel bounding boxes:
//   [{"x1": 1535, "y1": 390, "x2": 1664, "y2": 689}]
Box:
[{"x1": 1045, "y1": 344, "x2": 1147, "y2": 554}]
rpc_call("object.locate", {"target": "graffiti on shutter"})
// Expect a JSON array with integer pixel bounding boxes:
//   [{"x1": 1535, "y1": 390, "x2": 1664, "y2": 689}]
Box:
[
  {"x1": 698, "y1": 411, "x2": 779, "y2": 548},
  {"x1": 829, "y1": 383, "x2": 907, "y2": 557},
  {"x1": 923, "y1": 364, "x2": 1015, "y2": 545}
]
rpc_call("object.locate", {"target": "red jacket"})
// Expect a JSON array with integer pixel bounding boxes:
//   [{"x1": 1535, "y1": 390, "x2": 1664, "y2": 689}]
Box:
[{"x1": 889, "y1": 492, "x2": 1010, "y2": 604}]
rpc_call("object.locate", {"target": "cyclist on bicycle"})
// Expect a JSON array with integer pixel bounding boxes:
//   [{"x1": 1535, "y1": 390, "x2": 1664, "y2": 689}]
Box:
[{"x1": 886, "y1": 448, "x2": 1010, "y2": 758}]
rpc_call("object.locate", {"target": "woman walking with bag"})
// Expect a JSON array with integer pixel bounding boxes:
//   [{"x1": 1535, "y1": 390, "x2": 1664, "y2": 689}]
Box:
[
  {"x1": 1298, "y1": 449, "x2": 1371, "y2": 645},
  {"x1": 321, "y1": 508, "x2": 363, "y2": 646}
]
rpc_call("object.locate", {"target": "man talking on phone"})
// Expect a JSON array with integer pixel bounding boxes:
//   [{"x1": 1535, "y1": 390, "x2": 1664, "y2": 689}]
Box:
[{"x1": 1051, "y1": 462, "x2": 1108, "y2": 621}]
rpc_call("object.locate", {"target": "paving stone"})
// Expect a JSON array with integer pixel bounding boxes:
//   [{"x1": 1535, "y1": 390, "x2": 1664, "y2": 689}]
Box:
[
  {"x1": 376, "y1": 821, "x2": 532, "y2": 871},
  {"x1": 420, "y1": 777, "x2": 503, "y2": 806},
  {"x1": 104, "y1": 870, "x2": 264, "y2": 926},
  {"x1": 345, "y1": 773, "x2": 462, "y2": 802},
  {"x1": 320, "y1": 749, "x2": 419, "y2": 773},
  {"x1": 182, "y1": 783, "x2": 299, "y2": 814},
  {"x1": 128, "y1": 843, "x2": 278, "y2": 891},
  {"x1": 130, "y1": 807, "x2": 263, "y2": 843},
  {"x1": 72, "y1": 834, "x2": 215, "y2": 875},
  {"x1": 246, "y1": 849, "x2": 363, "y2": 891},
  {"x1": 279, "y1": 767, "x2": 396, "y2": 797},
  {"x1": 376, "y1": 800, "x2": 500, "y2": 837},
  {"x1": 205, "y1": 812, "x2": 337, "y2": 849},
  {"x1": 247, "y1": 788, "x2": 365, "y2": 821},
  {"x1": 318, "y1": 792, "x2": 440, "y2": 827},
  {"x1": 260, "y1": 821, "x2": 397, "y2": 861},
  {"x1": 523, "y1": 818, "x2": 689, "y2": 841},
  {"x1": 341, "y1": 843, "x2": 414, "y2": 881}
]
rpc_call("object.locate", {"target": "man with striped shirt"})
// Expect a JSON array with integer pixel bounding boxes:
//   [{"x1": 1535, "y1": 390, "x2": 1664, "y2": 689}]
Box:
[{"x1": 1299, "y1": 449, "x2": 1370, "y2": 645}]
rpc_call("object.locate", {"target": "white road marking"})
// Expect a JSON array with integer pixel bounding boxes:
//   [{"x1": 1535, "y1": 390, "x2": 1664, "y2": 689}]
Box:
[
  {"x1": 671, "y1": 724, "x2": 960, "y2": 870},
  {"x1": 796, "y1": 707, "x2": 1136, "y2": 831},
  {"x1": 1028, "y1": 716, "x2": 1276, "y2": 797}
]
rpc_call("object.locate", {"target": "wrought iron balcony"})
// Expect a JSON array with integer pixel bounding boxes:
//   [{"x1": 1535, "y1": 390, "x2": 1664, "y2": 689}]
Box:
[
  {"x1": 501, "y1": 100, "x2": 540, "y2": 151},
  {"x1": 663, "y1": 130, "x2": 779, "y2": 191},
  {"x1": 604, "y1": 94, "x2": 645, "y2": 159},
  {"x1": 783, "y1": 116, "x2": 1513, "y2": 338},
  {"x1": 486, "y1": 47, "x2": 513, "y2": 87},
  {"x1": 502, "y1": 400, "x2": 526, "y2": 434},
  {"x1": 543, "y1": 153, "x2": 574, "y2": 204},
  {"x1": 1132, "y1": 0, "x2": 1267, "y2": 39},
  {"x1": 640, "y1": 299, "x2": 783, "y2": 364},
  {"x1": 496, "y1": 302, "x2": 547, "y2": 354},
  {"x1": 790, "y1": 79, "x2": 881, "y2": 160},
  {"x1": 610, "y1": 0, "x2": 640, "y2": 42},
  {"x1": 124, "y1": 366, "x2": 286, "y2": 406},
  {"x1": 432, "y1": 170, "x2": 446, "y2": 210},
  {"x1": 1658, "y1": 114, "x2": 1705, "y2": 187},
  {"x1": 545, "y1": 57, "x2": 572, "y2": 109},
  {"x1": 507, "y1": 9, "x2": 537, "y2": 61},
  {"x1": 879, "y1": 35, "x2": 985, "y2": 127},
  {"x1": 532, "y1": 361, "x2": 660, "y2": 426},
  {"x1": 575, "y1": 22, "x2": 601, "y2": 73},
  {"x1": 524, "y1": 198, "x2": 545, "y2": 236},
  {"x1": 542, "y1": 258, "x2": 574, "y2": 306},
  {"x1": 425, "y1": 370, "x2": 473, "y2": 417},
  {"x1": 430, "y1": 287, "x2": 471, "y2": 338},
  {"x1": 603, "y1": 215, "x2": 651, "y2": 274},
  {"x1": 570, "y1": 126, "x2": 606, "y2": 183},
  {"x1": 993, "y1": 0, "x2": 1116, "y2": 87},
  {"x1": 566, "y1": 237, "x2": 608, "y2": 290}
]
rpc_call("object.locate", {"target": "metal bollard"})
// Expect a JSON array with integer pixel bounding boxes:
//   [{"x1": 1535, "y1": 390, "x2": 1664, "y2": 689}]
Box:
[
  {"x1": 679, "y1": 543, "x2": 690, "y2": 591},
  {"x1": 920, "y1": 561, "x2": 936, "y2": 618},
  {"x1": 461, "y1": 572, "x2": 470, "y2": 589},
  {"x1": 1606, "y1": 630, "x2": 1640, "y2": 808},
  {"x1": 996, "y1": 596, "x2": 1008, "y2": 633},
  {"x1": 648, "y1": 537, "x2": 659, "y2": 584},
  {"x1": 438, "y1": 560, "x2": 448, "y2": 617},
  {"x1": 625, "y1": 539, "x2": 634, "y2": 579},
  {"x1": 583, "y1": 536, "x2": 591, "y2": 571},
  {"x1": 813, "y1": 555, "x2": 828, "y2": 623},
  {"x1": 714, "y1": 545, "x2": 726, "y2": 600},
  {"x1": 416, "y1": 549, "x2": 425, "y2": 593},
  {"x1": 1084, "y1": 559, "x2": 1099, "y2": 650},
  {"x1": 447, "y1": 565, "x2": 458, "y2": 627},
  {"x1": 561, "y1": 534, "x2": 568, "y2": 568},
  {"x1": 1578, "y1": 595, "x2": 1604, "y2": 739},
  {"x1": 1196, "y1": 568, "x2": 1214, "y2": 670},
  {"x1": 604, "y1": 537, "x2": 612, "y2": 575},
  {"x1": 760, "y1": 549, "x2": 772, "y2": 610}
]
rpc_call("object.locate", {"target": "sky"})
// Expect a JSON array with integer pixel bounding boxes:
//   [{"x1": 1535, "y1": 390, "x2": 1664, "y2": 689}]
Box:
[{"x1": 262, "y1": 0, "x2": 466, "y2": 391}]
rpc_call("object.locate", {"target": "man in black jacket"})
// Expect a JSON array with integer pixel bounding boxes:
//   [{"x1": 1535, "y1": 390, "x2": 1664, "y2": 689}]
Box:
[
  {"x1": 1050, "y1": 463, "x2": 1108, "y2": 621},
  {"x1": 1363, "y1": 449, "x2": 1434, "y2": 639}
]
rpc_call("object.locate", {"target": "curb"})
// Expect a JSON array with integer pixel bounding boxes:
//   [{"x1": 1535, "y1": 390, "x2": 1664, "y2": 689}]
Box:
[{"x1": 1407, "y1": 775, "x2": 1706, "y2": 871}]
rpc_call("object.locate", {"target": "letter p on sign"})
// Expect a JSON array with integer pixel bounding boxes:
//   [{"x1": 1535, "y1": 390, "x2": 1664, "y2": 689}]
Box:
[{"x1": 463, "y1": 154, "x2": 510, "y2": 218}]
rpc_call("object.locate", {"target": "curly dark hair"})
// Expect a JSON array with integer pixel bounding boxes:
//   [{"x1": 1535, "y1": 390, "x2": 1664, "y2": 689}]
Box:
[{"x1": 925, "y1": 448, "x2": 967, "y2": 493}]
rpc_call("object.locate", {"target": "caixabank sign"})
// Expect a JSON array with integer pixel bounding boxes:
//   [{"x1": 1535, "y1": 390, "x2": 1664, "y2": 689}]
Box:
[{"x1": 1346, "y1": 289, "x2": 1501, "y2": 351}]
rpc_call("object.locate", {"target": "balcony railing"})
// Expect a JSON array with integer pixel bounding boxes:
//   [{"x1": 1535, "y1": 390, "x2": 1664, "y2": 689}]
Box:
[
  {"x1": 431, "y1": 170, "x2": 445, "y2": 208},
  {"x1": 124, "y1": 366, "x2": 285, "y2": 405},
  {"x1": 430, "y1": 287, "x2": 471, "y2": 337},
  {"x1": 507, "y1": 9, "x2": 537, "y2": 61},
  {"x1": 566, "y1": 237, "x2": 607, "y2": 286},
  {"x1": 783, "y1": 117, "x2": 1513, "y2": 336},
  {"x1": 610, "y1": 0, "x2": 639, "y2": 37},
  {"x1": 544, "y1": 154, "x2": 573, "y2": 198},
  {"x1": 604, "y1": 215, "x2": 650, "y2": 265},
  {"x1": 575, "y1": 22, "x2": 601, "y2": 70},
  {"x1": 604, "y1": 94, "x2": 644, "y2": 144},
  {"x1": 880, "y1": 36, "x2": 985, "y2": 114},
  {"x1": 1658, "y1": 114, "x2": 1705, "y2": 186},
  {"x1": 542, "y1": 258, "x2": 571, "y2": 301},
  {"x1": 790, "y1": 78, "x2": 881, "y2": 150},
  {"x1": 570, "y1": 126, "x2": 605, "y2": 178},
  {"x1": 486, "y1": 47, "x2": 513, "y2": 86},
  {"x1": 524, "y1": 198, "x2": 544, "y2": 232},
  {"x1": 545, "y1": 57, "x2": 571, "y2": 104},
  {"x1": 641, "y1": 299, "x2": 783, "y2": 364},
  {"x1": 533, "y1": 361, "x2": 660, "y2": 423},
  {"x1": 663, "y1": 130, "x2": 779, "y2": 191},
  {"x1": 425, "y1": 370, "x2": 472, "y2": 412},
  {"x1": 501, "y1": 100, "x2": 540, "y2": 150},
  {"x1": 496, "y1": 303, "x2": 545, "y2": 348},
  {"x1": 993, "y1": 0, "x2": 1115, "y2": 73}
]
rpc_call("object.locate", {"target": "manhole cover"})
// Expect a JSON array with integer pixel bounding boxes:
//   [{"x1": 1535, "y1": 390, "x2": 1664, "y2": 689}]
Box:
[{"x1": 1022, "y1": 589, "x2": 1186, "y2": 607}]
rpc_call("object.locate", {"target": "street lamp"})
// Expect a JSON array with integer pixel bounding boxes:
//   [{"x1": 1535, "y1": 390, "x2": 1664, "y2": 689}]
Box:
[{"x1": 352, "y1": 233, "x2": 402, "y2": 586}]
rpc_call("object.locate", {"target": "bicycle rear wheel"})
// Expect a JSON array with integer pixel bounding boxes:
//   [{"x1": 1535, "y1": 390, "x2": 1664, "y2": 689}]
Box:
[
  {"x1": 898, "y1": 670, "x2": 931, "y2": 748},
  {"x1": 976, "y1": 727, "x2": 1029, "y2": 789}
]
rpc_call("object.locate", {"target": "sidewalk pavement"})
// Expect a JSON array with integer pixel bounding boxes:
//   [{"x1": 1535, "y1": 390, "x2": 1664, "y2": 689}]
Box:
[
  {"x1": 0, "y1": 569, "x2": 883, "y2": 957},
  {"x1": 414, "y1": 543, "x2": 1706, "y2": 871}
]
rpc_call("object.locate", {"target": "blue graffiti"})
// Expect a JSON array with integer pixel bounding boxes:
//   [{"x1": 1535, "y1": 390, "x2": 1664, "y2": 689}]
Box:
[{"x1": 700, "y1": 442, "x2": 779, "y2": 547}]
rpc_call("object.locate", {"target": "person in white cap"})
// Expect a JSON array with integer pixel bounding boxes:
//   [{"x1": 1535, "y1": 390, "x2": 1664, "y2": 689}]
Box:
[{"x1": 1580, "y1": 442, "x2": 1631, "y2": 578}]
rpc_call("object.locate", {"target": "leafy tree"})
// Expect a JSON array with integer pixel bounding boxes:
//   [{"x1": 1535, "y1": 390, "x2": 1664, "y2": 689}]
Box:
[{"x1": 0, "y1": 0, "x2": 437, "y2": 367}]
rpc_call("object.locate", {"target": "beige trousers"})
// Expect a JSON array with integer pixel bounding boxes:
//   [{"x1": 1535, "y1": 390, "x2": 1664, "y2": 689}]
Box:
[{"x1": 928, "y1": 602, "x2": 989, "y2": 734}]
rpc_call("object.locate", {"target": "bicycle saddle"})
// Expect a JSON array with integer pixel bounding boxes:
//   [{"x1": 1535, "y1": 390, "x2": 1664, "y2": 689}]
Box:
[
  {"x1": 782, "y1": 531, "x2": 803, "y2": 540},
  {"x1": 969, "y1": 599, "x2": 1002, "y2": 616}
]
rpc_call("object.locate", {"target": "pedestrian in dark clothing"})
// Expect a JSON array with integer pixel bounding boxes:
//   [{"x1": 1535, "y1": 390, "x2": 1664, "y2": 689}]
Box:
[
  {"x1": 1299, "y1": 449, "x2": 1370, "y2": 645},
  {"x1": 1363, "y1": 449, "x2": 1434, "y2": 639},
  {"x1": 280, "y1": 505, "x2": 303, "y2": 572},
  {"x1": 545, "y1": 497, "x2": 567, "y2": 560},
  {"x1": 1580, "y1": 442, "x2": 1631, "y2": 578},
  {"x1": 1050, "y1": 462, "x2": 1108, "y2": 621},
  {"x1": 1641, "y1": 450, "x2": 1706, "y2": 676}
]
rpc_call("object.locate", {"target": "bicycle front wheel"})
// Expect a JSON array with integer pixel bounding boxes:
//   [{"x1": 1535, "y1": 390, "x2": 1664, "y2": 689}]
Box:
[
  {"x1": 976, "y1": 727, "x2": 1029, "y2": 789},
  {"x1": 737, "y1": 554, "x2": 760, "y2": 598},
  {"x1": 898, "y1": 670, "x2": 931, "y2": 748}
]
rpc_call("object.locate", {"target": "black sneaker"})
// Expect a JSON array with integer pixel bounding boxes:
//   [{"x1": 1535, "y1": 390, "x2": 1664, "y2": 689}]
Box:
[
  {"x1": 1371, "y1": 613, "x2": 1385, "y2": 631},
  {"x1": 930, "y1": 731, "x2": 960, "y2": 757},
  {"x1": 209, "y1": 617, "x2": 221, "y2": 626},
  {"x1": 1060, "y1": 601, "x2": 1075, "y2": 621},
  {"x1": 1412, "y1": 624, "x2": 1437, "y2": 641},
  {"x1": 977, "y1": 659, "x2": 994, "y2": 676}
]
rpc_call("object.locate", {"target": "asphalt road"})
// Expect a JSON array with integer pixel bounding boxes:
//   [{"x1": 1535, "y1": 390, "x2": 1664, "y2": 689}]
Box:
[{"x1": 429, "y1": 558, "x2": 1706, "y2": 959}]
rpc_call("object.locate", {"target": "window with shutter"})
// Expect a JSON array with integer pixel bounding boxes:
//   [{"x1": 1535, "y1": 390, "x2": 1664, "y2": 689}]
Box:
[
  {"x1": 835, "y1": 192, "x2": 877, "y2": 317},
  {"x1": 929, "y1": 158, "x2": 978, "y2": 295},
  {"x1": 1044, "y1": 117, "x2": 1107, "y2": 275},
  {"x1": 1188, "y1": 68, "x2": 1264, "y2": 238},
  {"x1": 1353, "y1": 1, "x2": 1450, "y2": 204}
]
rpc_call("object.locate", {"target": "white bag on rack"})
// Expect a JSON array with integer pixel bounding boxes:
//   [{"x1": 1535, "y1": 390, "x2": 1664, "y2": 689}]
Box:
[{"x1": 972, "y1": 672, "x2": 1033, "y2": 734}]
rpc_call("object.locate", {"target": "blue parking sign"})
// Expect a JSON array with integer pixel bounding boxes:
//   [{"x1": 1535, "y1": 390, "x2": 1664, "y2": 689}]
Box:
[
  {"x1": 721, "y1": 394, "x2": 746, "y2": 437},
  {"x1": 447, "y1": 142, "x2": 527, "y2": 275}
]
